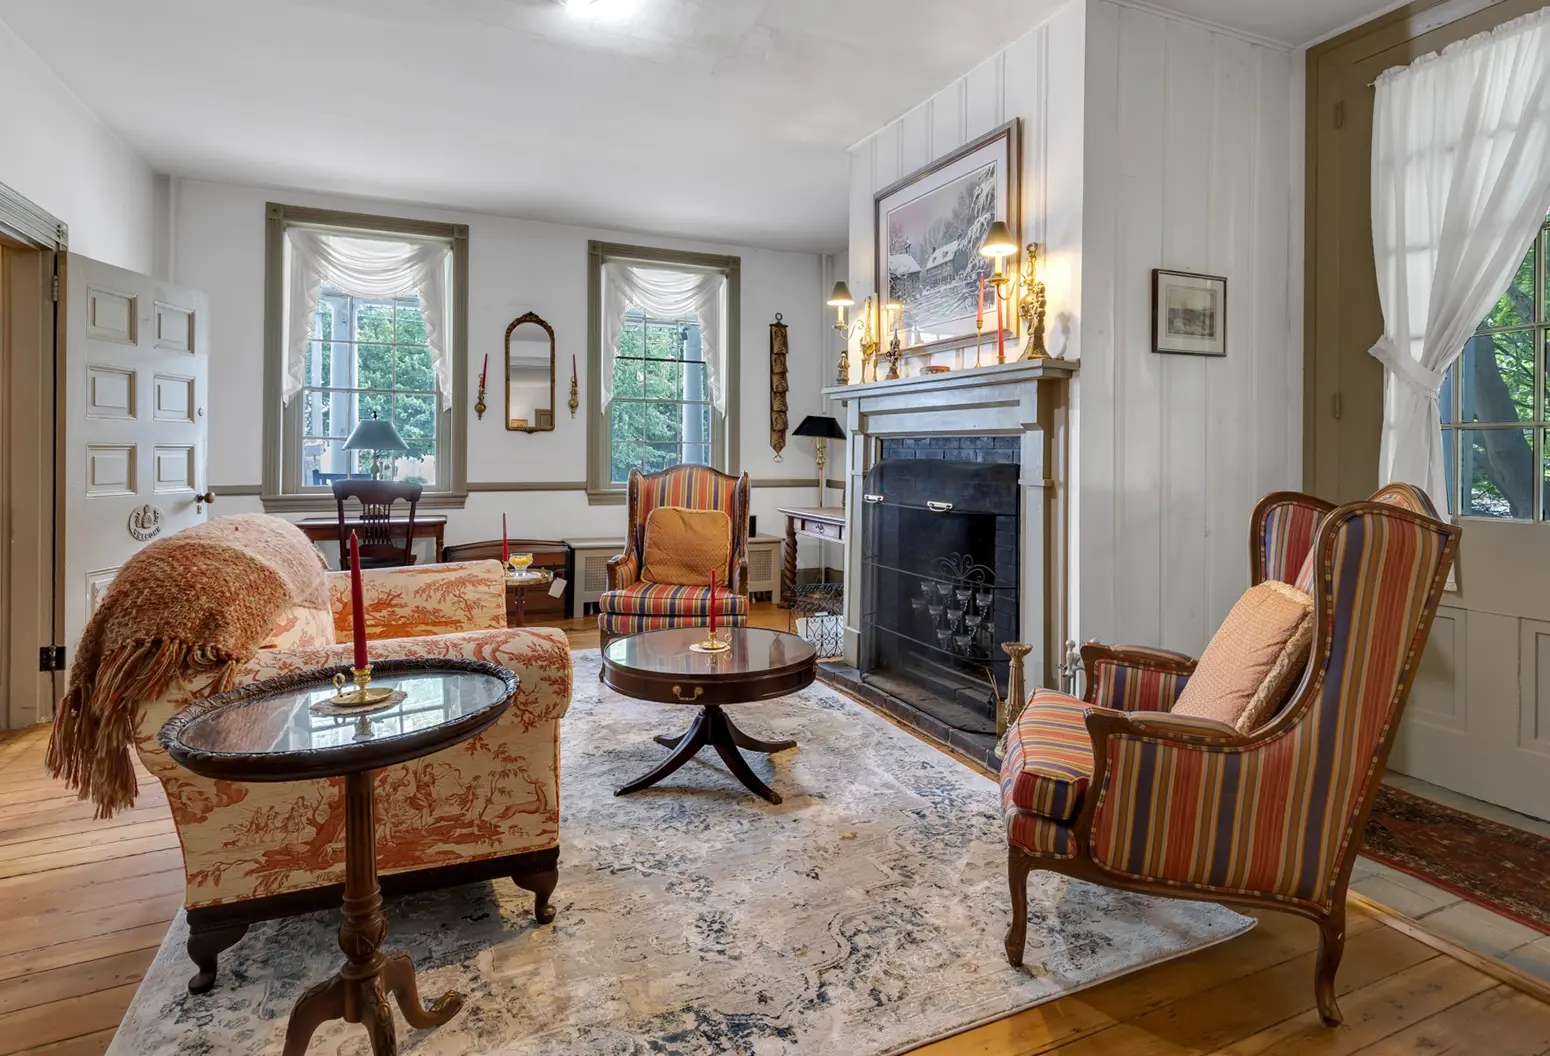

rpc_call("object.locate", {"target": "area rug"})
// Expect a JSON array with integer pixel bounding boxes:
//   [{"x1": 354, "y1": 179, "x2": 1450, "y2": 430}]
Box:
[
  {"x1": 109, "y1": 649, "x2": 1254, "y2": 1055},
  {"x1": 1363, "y1": 784, "x2": 1550, "y2": 935}
]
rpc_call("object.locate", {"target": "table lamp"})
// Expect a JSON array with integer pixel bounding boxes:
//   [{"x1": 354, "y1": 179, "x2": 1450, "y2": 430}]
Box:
[
  {"x1": 793, "y1": 414, "x2": 846, "y2": 507},
  {"x1": 342, "y1": 412, "x2": 410, "y2": 480}
]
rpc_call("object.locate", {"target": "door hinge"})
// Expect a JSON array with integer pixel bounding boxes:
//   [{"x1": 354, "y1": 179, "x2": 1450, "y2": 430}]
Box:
[
  {"x1": 38, "y1": 645, "x2": 66, "y2": 672},
  {"x1": 1333, "y1": 101, "x2": 1346, "y2": 129},
  {"x1": 1332, "y1": 393, "x2": 1344, "y2": 420},
  {"x1": 51, "y1": 274, "x2": 59, "y2": 302}
]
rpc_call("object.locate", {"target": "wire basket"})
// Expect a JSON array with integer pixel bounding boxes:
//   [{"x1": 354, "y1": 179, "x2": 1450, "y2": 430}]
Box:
[{"x1": 788, "y1": 583, "x2": 844, "y2": 659}]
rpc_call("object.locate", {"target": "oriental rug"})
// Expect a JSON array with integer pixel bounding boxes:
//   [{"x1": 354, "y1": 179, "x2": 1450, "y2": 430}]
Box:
[
  {"x1": 1363, "y1": 784, "x2": 1550, "y2": 935},
  {"x1": 109, "y1": 649, "x2": 1253, "y2": 1055}
]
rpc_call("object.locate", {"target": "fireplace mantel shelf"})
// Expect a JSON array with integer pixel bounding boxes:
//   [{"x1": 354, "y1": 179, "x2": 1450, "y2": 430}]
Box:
[{"x1": 822, "y1": 357, "x2": 1078, "y2": 402}]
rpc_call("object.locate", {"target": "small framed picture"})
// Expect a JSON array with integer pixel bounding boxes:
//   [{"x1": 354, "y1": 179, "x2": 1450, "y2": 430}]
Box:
[{"x1": 1152, "y1": 269, "x2": 1227, "y2": 356}]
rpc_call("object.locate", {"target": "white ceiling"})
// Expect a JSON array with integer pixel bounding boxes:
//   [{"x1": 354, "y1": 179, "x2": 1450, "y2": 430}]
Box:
[{"x1": 1, "y1": 0, "x2": 1391, "y2": 255}]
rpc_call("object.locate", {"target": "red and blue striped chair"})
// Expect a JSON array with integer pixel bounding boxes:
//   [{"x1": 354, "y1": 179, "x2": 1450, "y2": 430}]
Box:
[
  {"x1": 598, "y1": 464, "x2": 751, "y2": 651},
  {"x1": 1001, "y1": 486, "x2": 1459, "y2": 1026}
]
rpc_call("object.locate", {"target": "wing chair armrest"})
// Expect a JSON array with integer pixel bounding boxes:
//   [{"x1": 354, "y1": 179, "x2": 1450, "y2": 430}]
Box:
[
  {"x1": 1120, "y1": 711, "x2": 1244, "y2": 744},
  {"x1": 1080, "y1": 643, "x2": 1196, "y2": 712},
  {"x1": 239, "y1": 625, "x2": 573, "y2": 726},
  {"x1": 329, "y1": 560, "x2": 507, "y2": 639},
  {"x1": 607, "y1": 551, "x2": 640, "y2": 592}
]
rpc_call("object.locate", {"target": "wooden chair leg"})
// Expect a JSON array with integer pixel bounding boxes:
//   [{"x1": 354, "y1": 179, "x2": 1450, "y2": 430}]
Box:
[
  {"x1": 1314, "y1": 905, "x2": 1347, "y2": 1027},
  {"x1": 1004, "y1": 845, "x2": 1034, "y2": 968},
  {"x1": 186, "y1": 922, "x2": 249, "y2": 994},
  {"x1": 512, "y1": 867, "x2": 559, "y2": 925}
]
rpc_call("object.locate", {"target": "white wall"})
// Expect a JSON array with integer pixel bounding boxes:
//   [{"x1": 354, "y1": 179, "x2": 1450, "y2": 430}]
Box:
[
  {"x1": 172, "y1": 178, "x2": 832, "y2": 556},
  {"x1": 1078, "y1": 0, "x2": 1298, "y2": 655},
  {"x1": 844, "y1": 0, "x2": 1301, "y2": 660},
  {"x1": 0, "y1": 17, "x2": 154, "y2": 272}
]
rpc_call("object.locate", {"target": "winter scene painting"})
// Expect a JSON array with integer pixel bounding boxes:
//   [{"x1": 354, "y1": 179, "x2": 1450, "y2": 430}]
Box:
[{"x1": 874, "y1": 122, "x2": 1018, "y2": 350}]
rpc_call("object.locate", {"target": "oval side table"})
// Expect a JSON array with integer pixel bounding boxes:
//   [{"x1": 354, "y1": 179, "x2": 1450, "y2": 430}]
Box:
[{"x1": 159, "y1": 657, "x2": 518, "y2": 1056}]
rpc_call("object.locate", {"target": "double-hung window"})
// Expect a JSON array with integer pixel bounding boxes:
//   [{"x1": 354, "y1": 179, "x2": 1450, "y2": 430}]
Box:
[
  {"x1": 1440, "y1": 213, "x2": 1550, "y2": 520},
  {"x1": 587, "y1": 241, "x2": 740, "y2": 503},
  {"x1": 264, "y1": 204, "x2": 469, "y2": 510}
]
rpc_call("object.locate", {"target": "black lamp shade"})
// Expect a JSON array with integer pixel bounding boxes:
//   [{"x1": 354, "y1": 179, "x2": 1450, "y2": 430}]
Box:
[
  {"x1": 793, "y1": 415, "x2": 846, "y2": 440},
  {"x1": 342, "y1": 413, "x2": 410, "y2": 453}
]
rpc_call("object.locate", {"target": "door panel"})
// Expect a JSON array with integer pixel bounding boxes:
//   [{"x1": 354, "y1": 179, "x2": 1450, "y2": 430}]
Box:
[{"x1": 63, "y1": 255, "x2": 209, "y2": 660}]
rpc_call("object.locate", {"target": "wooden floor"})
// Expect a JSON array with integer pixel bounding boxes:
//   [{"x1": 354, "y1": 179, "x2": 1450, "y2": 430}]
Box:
[{"x1": 5, "y1": 606, "x2": 1550, "y2": 1054}]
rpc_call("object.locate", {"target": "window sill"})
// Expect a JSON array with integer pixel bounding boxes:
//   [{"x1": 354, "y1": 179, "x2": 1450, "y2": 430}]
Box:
[
  {"x1": 586, "y1": 487, "x2": 627, "y2": 507},
  {"x1": 261, "y1": 491, "x2": 468, "y2": 514}
]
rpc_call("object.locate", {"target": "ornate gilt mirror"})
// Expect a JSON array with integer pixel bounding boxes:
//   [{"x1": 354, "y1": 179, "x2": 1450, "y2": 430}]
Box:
[{"x1": 505, "y1": 311, "x2": 556, "y2": 432}]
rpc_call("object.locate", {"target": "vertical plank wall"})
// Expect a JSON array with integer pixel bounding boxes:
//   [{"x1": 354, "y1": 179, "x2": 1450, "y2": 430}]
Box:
[{"x1": 848, "y1": 0, "x2": 1300, "y2": 659}]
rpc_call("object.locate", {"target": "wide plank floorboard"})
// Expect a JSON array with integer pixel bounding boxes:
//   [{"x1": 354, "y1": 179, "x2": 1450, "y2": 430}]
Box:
[{"x1": 5, "y1": 608, "x2": 1550, "y2": 1055}]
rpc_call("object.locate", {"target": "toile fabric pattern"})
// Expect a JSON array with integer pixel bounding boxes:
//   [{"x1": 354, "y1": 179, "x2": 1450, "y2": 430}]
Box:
[
  {"x1": 602, "y1": 465, "x2": 751, "y2": 639},
  {"x1": 114, "y1": 541, "x2": 572, "y2": 911},
  {"x1": 109, "y1": 650, "x2": 1253, "y2": 1056},
  {"x1": 48, "y1": 515, "x2": 332, "y2": 818}
]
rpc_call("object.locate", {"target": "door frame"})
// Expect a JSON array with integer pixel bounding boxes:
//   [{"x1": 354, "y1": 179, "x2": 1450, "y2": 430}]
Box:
[{"x1": 0, "y1": 180, "x2": 66, "y2": 730}]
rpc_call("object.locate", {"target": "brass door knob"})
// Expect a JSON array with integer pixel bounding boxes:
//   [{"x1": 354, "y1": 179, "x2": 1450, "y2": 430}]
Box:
[{"x1": 195, "y1": 491, "x2": 215, "y2": 505}]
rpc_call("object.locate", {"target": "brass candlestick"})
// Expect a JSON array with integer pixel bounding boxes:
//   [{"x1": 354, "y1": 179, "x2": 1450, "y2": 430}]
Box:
[
  {"x1": 691, "y1": 628, "x2": 731, "y2": 654},
  {"x1": 330, "y1": 665, "x2": 396, "y2": 707},
  {"x1": 474, "y1": 378, "x2": 488, "y2": 421},
  {"x1": 885, "y1": 332, "x2": 902, "y2": 381},
  {"x1": 1018, "y1": 242, "x2": 1049, "y2": 360},
  {"x1": 568, "y1": 374, "x2": 579, "y2": 417}
]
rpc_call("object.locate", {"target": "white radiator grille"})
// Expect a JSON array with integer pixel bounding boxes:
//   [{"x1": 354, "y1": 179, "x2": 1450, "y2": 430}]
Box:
[
  {"x1": 748, "y1": 547, "x2": 774, "y2": 586},
  {"x1": 582, "y1": 555, "x2": 610, "y2": 594}
]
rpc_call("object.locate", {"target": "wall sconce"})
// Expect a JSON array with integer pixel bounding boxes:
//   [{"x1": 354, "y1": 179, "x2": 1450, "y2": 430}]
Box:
[
  {"x1": 827, "y1": 281, "x2": 881, "y2": 384},
  {"x1": 980, "y1": 221, "x2": 1019, "y2": 296},
  {"x1": 977, "y1": 223, "x2": 1048, "y2": 362}
]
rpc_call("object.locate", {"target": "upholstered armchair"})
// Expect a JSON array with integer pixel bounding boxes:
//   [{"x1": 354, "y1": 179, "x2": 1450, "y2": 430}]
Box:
[
  {"x1": 132, "y1": 558, "x2": 573, "y2": 994},
  {"x1": 1000, "y1": 486, "x2": 1459, "y2": 1026},
  {"x1": 598, "y1": 464, "x2": 752, "y2": 650}
]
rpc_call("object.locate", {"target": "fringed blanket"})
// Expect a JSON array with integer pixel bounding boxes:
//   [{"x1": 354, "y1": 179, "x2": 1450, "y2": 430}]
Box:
[{"x1": 47, "y1": 515, "x2": 329, "y2": 817}]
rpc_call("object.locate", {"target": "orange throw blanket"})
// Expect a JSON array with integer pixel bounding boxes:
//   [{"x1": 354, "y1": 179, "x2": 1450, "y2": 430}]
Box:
[{"x1": 47, "y1": 515, "x2": 329, "y2": 817}]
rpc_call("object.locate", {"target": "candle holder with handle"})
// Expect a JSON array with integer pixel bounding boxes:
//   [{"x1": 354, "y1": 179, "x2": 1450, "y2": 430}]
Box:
[{"x1": 329, "y1": 664, "x2": 396, "y2": 706}]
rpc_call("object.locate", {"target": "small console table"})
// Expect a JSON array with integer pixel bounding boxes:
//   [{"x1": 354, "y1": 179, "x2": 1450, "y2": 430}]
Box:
[{"x1": 775, "y1": 507, "x2": 847, "y2": 605}]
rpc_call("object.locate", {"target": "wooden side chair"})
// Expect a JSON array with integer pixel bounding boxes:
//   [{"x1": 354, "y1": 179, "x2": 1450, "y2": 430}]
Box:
[
  {"x1": 331, "y1": 479, "x2": 422, "y2": 568},
  {"x1": 999, "y1": 485, "x2": 1459, "y2": 1026}
]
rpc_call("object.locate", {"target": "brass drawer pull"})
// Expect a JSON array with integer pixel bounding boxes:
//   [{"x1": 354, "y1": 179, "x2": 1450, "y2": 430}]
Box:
[
  {"x1": 671, "y1": 685, "x2": 703, "y2": 703},
  {"x1": 927, "y1": 501, "x2": 954, "y2": 513}
]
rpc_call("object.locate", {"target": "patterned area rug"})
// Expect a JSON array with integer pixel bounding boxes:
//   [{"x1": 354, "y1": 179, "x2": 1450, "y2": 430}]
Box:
[
  {"x1": 1364, "y1": 784, "x2": 1550, "y2": 934},
  {"x1": 110, "y1": 649, "x2": 1253, "y2": 1055}
]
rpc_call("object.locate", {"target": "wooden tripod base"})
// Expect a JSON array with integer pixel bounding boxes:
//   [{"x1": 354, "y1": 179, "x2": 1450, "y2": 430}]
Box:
[
  {"x1": 282, "y1": 771, "x2": 463, "y2": 1056},
  {"x1": 615, "y1": 705, "x2": 796, "y2": 804}
]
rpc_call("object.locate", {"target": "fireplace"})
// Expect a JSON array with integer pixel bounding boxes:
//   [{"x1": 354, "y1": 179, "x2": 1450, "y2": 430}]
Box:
[
  {"x1": 819, "y1": 359, "x2": 1076, "y2": 769},
  {"x1": 860, "y1": 438, "x2": 1020, "y2": 737}
]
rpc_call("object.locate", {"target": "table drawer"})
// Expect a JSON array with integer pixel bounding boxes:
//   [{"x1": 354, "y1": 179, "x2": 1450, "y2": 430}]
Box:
[{"x1": 796, "y1": 517, "x2": 843, "y2": 540}]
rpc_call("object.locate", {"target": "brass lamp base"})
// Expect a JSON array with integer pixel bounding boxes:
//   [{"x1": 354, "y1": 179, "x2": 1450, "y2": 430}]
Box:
[{"x1": 329, "y1": 665, "x2": 396, "y2": 707}]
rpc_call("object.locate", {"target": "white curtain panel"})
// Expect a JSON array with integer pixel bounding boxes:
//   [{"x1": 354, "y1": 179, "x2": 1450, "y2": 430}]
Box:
[
  {"x1": 1370, "y1": 7, "x2": 1550, "y2": 505},
  {"x1": 284, "y1": 230, "x2": 453, "y2": 409},
  {"x1": 600, "y1": 261, "x2": 726, "y2": 413}
]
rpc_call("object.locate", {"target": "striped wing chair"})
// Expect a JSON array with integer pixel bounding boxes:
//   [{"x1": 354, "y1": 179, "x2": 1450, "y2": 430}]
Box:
[
  {"x1": 598, "y1": 464, "x2": 751, "y2": 650},
  {"x1": 1000, "y1": 486, "x2": 1459, "y2": 1026}
]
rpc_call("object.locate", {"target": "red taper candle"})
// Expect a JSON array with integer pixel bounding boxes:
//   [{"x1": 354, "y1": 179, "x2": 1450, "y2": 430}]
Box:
[
  {"x1": 480, "y1": 352, "x2": 488, "y2": 387},
  {"x1": 977, "y1": 274, "x2": 985, "y2": 329},
  {"x1": 349, "y1": 530, "x2": 367, "y2": 670},
  {"x1": 709, "y1": 570, "x2": 717, "y2": 637},
  {"x1": 502, "y1": 513, "x2": 510, "y2": 564},
  {"x1": 996, "y1": 290, "x2": 1005, "y2": 362}
]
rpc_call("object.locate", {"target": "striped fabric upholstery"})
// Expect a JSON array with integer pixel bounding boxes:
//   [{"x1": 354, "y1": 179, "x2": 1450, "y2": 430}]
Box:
[
  {"x1": 599, "y1": 582, "x2": 749, "y2": 617},
  {"x1": 1087, "y1": 504, "x2": 1454, "y2": 910},
  {"x1": 1006, "y1": 809, "x2": 1076, "y2": 858},
  {"x1": 1255, "y1": 495, "x2": 1329, "y2": 586},
  {"x1": 1292, "y1": 484, "x2": 1438, "y2": 595},
  {"x1": 631, "y1": 465, "x2": 747, "y2": 585},
  {"x1": 599, "y1": 609, "x2": 750, "y2": 637},
  {"x1": 1000, "y1": 691, "x2": 1095, "y2": 821},
  {"x1": 1088, "y1": 648, "x2": 1192, "y2": 712}
]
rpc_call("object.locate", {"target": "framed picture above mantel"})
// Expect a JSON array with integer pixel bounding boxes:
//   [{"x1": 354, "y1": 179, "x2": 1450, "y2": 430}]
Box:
[
  {"x1": 1152, "y1": 269, "x2": 1227, "y2": 357},
  {"x1": 874, "y1": 120, "x2": 1021, "y2": 355}
]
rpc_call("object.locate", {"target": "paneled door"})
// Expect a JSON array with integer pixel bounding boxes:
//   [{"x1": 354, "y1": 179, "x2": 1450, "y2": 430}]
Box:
[{"x1": 62, "y1": 255, "x2": 209, "y2": 661}]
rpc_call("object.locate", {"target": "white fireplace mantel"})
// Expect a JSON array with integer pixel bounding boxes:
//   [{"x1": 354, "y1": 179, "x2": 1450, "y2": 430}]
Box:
[{"x1": 823, "y1": 358, "x2": 1078, "y2": 691}]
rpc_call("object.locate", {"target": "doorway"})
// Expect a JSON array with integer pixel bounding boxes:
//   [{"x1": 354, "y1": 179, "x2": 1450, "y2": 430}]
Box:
[{"x1": 0, "y1": 183, "x2": 65, "y2": 730}]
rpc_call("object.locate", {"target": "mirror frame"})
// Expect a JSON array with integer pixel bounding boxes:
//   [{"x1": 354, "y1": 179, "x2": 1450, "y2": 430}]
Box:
[{"x1": 504, "y1": 311, "x2": 557, "y2": 433}]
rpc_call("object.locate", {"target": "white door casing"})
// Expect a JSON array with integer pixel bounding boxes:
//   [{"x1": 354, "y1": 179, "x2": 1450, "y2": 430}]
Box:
[{"x1": 63, "y1": 255, "x2": 209, "y2": 662}]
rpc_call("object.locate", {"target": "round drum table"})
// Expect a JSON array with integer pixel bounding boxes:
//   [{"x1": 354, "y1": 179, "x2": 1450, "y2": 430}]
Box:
[
  {"x1": 601, "y1": 627, "x2": 817, "y2": 804},
  {"x1": 158, "y1": 658, "x2": 518, "y2": 1056}
]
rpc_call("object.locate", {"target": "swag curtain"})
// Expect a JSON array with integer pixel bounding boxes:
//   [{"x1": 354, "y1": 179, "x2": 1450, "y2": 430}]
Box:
[
  {"x1": 1370, "y1": 8, "x2": 1550, "y2": 505},
  {"x1": 284, "y1": 230, "x2": 454, "y2": 409},
  {"x1": 600, "y1": 262, "x2": 727, "y2": 414}
]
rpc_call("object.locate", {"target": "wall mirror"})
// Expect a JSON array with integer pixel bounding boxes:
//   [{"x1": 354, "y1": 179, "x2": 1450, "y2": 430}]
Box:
[{"x1": 505, "y1": 311, "x2": 556, "y2": 432}]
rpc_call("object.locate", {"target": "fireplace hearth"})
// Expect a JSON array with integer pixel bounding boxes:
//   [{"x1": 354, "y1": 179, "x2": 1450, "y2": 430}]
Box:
[{"x1": 859, "y1": 437, "x2": 1020, "y2": 739}]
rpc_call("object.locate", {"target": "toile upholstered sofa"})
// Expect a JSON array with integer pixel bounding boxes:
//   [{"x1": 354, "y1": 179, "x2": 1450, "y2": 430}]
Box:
[
  {"x1": 998, "y1": 484, "x2": 1459, "y2": 1027},
  {"x1": 130, "y1": 555, "x2": 572, "y2": 994}
]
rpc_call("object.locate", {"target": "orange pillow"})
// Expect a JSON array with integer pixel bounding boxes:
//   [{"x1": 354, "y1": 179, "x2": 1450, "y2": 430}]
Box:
[
  {"x1": 642, "y1": 506, "x2": 732, "y2": 586},
  {"x1": 1172, "y1": 580, "x2": 1314, "y2": 733}
]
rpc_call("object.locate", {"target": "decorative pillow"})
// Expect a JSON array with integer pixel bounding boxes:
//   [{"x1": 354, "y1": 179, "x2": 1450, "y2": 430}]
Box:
[
  {"x1": 1171, "y1": 580, "x2": 1314, "y2": 733},
  {"x1": 642, "y1": 506, "x2": 732, "y2": 586}
]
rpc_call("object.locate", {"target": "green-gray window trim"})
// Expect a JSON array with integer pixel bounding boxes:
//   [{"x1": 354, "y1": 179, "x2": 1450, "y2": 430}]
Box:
[
  {"x1": 586, "y1": 240, "x2": 741, "y2": 505},
  {"x1": 262, "y1": 202, "x2": 469, "y2": 512}
]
